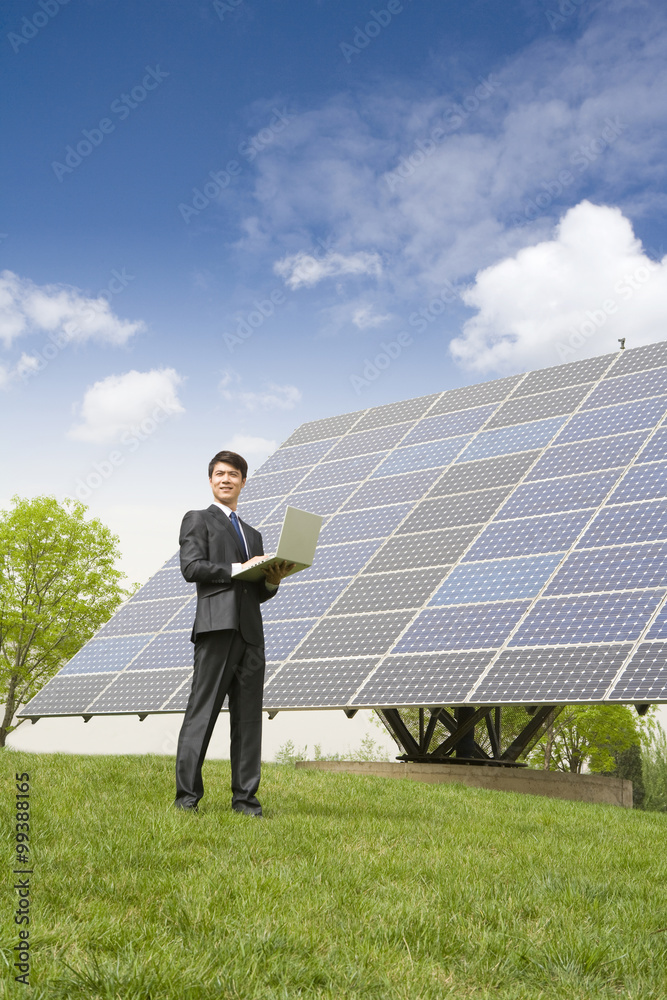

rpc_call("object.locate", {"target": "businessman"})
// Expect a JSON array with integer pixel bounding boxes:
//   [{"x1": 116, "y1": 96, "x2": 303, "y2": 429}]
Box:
[{"x1": 174, "y1": 450, "x2": 294, "y2": 816}]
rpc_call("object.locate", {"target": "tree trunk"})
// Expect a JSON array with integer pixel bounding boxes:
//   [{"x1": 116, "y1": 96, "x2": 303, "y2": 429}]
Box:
[
  {"x1": 0, "y1": 674, "x2": 19, "y2": 747},
  {"x1": 543, "y1": 721, "x2": 554, "y2": 770}
]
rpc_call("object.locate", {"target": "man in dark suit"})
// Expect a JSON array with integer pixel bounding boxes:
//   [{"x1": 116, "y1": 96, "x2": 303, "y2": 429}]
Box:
[{"x1": 174, "y1": 450, "x2": 294, "y2": 816}]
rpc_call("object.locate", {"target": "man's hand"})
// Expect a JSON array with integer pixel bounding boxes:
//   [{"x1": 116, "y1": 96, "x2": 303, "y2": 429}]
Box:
[{"x1": 261, "y1": 560, "x2": 296, "y2": 585}]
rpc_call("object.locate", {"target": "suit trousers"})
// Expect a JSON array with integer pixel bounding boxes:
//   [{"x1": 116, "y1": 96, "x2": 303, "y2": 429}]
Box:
[{"x1": 174, "y1": 629, "x2": 265, "y2": 813}]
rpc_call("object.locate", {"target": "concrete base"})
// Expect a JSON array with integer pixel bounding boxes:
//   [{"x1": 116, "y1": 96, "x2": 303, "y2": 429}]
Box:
[{"x1": 296, "y1": 760, "x2": 633, "y2": 808}]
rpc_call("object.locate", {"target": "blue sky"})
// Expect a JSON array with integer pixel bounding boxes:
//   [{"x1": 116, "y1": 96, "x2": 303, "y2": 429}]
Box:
[{"x1": 2, "y1": 0, "x2": 667, "y2": 584}]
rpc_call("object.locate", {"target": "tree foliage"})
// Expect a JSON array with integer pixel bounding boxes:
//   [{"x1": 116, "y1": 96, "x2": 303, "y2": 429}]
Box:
[
  {"x1": 527, "y1": 704, "x2": 644, "y2": 773},
  {"x1": 641, "y1": 721, "x2": 667, "y2": 812},
  {"x1": 0, "y1": 495, "x2": 130, "y2": 745}
]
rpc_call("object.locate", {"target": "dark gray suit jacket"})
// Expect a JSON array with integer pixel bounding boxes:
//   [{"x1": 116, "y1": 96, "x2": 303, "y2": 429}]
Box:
[{"x1": 179, "y1": 504, "x2": 276, "y2": 644}]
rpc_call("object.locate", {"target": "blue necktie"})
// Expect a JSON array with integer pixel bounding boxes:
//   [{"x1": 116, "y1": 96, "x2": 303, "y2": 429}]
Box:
[{"x1": 229, "y1": 511, "x2": 249, "y2": 560}]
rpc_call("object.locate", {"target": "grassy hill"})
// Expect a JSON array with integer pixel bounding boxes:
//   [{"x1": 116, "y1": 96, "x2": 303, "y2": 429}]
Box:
[{"x1": 2, "y1": 752, "x2": 667, "y2": 999}]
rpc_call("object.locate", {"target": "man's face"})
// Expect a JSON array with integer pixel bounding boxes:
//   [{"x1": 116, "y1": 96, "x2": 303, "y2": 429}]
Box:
[{"x1": 209, "y1": 462, "x2": 246, "y2": 509}]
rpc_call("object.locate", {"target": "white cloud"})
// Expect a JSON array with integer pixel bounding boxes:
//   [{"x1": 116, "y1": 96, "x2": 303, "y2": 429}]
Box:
[
  {"x1": 450, "y1": 201, "x2": 667, "y2": 372},
  {"x1": 69, "y1": 368, "x2": 185, "y2": 444},
  {"x1": 274, "y1": 250, "x2": 382, "y2": 290},
  {"x1": 233, "y1": 2, "x2": 667, "y2": 326},
  {"x1": 227, "y1": 434, "x2": 277, "y2": 473},
  {"x1": 0, "y1": 270, "x2": 145, "y2": 349},
  {"x1": 219, "y1": 371, "x2": 302, "y2": 411},
  {"x1": 351, "y1": 304, "x2": 392, "y2": 330}
]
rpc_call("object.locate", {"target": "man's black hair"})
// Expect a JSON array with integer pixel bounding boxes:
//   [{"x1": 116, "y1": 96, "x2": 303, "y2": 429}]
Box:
[{"x1": 208, "y1": 450, "x2": 248, "y2": 480}]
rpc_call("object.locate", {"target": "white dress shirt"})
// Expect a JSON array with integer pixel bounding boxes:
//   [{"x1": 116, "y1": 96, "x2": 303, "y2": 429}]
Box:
[{"x1": 212, "y1": 500, "x2": 278, "y2": 590}]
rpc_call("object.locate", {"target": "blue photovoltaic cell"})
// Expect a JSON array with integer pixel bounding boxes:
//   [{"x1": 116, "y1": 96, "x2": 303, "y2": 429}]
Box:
[
  {"x1": 324, "y1": 422, "x2": 411, "y2": 461},
  {"x1": 496, "y1": 470, "x2": 621, "y2": 519},
  {"x1": 608, "y1": 642, "x2": 667, "y2": 701},
  {"x1": 306, "y1": 539, "x2": 383, "y2": 580},
  {"x1": 319, "y1": 504, "x2": 413, "y2": 544},
  {"x1": 127, "y1": 631, "x2": 192, "y2": 670},
  {"x1": 268, "y1": 484, "x2": 351, "y2": 522},
  {"x1": 429, "y1": 554, "x2": 562, "y2": 605},
  {"x1": 555, "y1": 396, "x2": 667, "y2": 445},
  {"x1": 297, "y1": 452, "x2": 387, "y2": 490},
  {"x1": 577, "y1": 500, "x2": 667, "y2": 548},
  {"x1": 475, "y1": 645, "x2": 632, "y2": 704},
  {"x1": 342, "y1": 468, "x2": 441, "y2": 511},
  {"x1": 238, "y1": 497, "x2": 282, "y2": 526},
  {"x1": 611, "y1": 462, "x2": 667, "y2": 503},
  {"x1": 394, "y1": 601, "x2": 530, "y2": 652},
  {"x1": 160, "y1": 675, "x2": 197, "y2": 711},
  {"x1": 283, "y1": 410, "x2": 362, "y2": 448},
  {"x1": 397, "y1": 489, "x2": 512, "y2": 534},
  {"x1": 264, "y1": 619, "x2": 318, "y2": 660},
  {"x1": 262, "y1": 577, "x2": 351, "y2": 620},
  {"x1": 59, "y1": 635, "x2": 153, "y2": 674},
  {"x1": 370, "y1": 436, "x2": 471, "y2": 477},
  {"x1": 582, "y1": 366, "x2": 667, "y2": 410},
  {"x1": 355, "y1": 394, "x2": 439, "y2": 431},
  {"x1": 525, "y1": 431, "x2": 649, "y2": 481},
  {"x1": 241, "y1": 466, "x2": 308, "y2": 502},
  {"x1": 400, "y1": 405, "x2": 495, "y2": 445},
  {"x1": 637, "y1": 427, "x2": 667, "y2": 465},
  {"x1": 162, "y1": 599, "x2": 196, "y2": 632},
  {"x1": 487, "y1": 383, "x2": 592, "y2": 429},
  {"x1": 16, "y1": 674, "x2": 113, "y2": 715},
  {"x1": 644, "y1": 599, "x2": 667, "y2": 639},
  {"x1": 608, "y1": 340, "x2": 667, "y2": 377},
  {"x1": 128, "y1": 568, "x2": 195, "y2": 602},
  {"x1": 351, "y1": 650, "x2": 493, "y2": 706},
  {"x1": 510, "y1": 590, "x2": 665, "y2": 646},
  {"x1": 255, "y1": 438, "x2": 335, "y2": 475},
  {"x1": 545, "y1": 542, "x2": 667, "y2": 595},
  {"x1": 89, "y1": 669, "x2": 192, "y2": 713},
  {"x1": 464, "y1": 511, "x2": 591, "y2": 560},
  {"x1": 263, "y1": 657, "x2": 379, "y2": 708},
  {"x1": 457, "y1": 417, "x2": 566, "y2": 463},
  {"x1": 96, "y1": 598, "x2": 189, "y2": 637}
]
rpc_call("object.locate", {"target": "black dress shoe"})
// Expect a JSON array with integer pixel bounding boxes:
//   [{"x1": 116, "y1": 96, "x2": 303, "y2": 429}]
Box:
[{"x1": 175, "y1": 803, "x2": 199, "y2": 813}]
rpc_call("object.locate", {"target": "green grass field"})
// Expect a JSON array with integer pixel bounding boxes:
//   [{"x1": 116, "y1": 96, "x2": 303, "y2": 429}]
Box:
[{"x1": 2, "y1": 752, "x2": 667, "y2": 999}]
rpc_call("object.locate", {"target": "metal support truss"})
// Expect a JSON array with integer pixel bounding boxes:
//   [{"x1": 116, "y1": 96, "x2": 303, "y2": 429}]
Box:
[{"x1": 377, "y1": 705, "x2": 562, "y2": 767}]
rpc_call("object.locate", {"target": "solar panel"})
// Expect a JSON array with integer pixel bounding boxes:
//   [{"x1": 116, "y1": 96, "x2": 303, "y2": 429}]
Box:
[{"x1": 19, "y1": 340, "x2": 667, "y2": 724}]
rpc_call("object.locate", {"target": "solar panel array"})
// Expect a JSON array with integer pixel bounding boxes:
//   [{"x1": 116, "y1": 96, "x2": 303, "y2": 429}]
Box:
[{"x1": 19, "y1": 340, "x2": 667, "y2": 721}]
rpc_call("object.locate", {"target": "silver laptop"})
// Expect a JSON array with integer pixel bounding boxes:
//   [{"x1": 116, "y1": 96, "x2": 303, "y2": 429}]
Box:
[{"x1": 232, "y1": 506, "x2": 323, "y2": 581}]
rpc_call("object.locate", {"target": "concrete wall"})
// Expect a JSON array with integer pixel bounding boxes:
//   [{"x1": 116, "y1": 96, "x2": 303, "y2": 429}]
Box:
[{"x1": 295, "y1": 760, "x2": 633, "y2": 808}]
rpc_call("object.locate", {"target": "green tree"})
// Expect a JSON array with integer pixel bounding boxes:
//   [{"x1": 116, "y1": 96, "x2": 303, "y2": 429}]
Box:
[
  {"x1": 528, "y1": 704, "x2": 643, "y2": 774},
  {"x1": 0, "y1": 496, "x2": 130, "y2": 746},
  {"x1": 641, "y1": 721, "x2": 667, "y2": 812}
]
